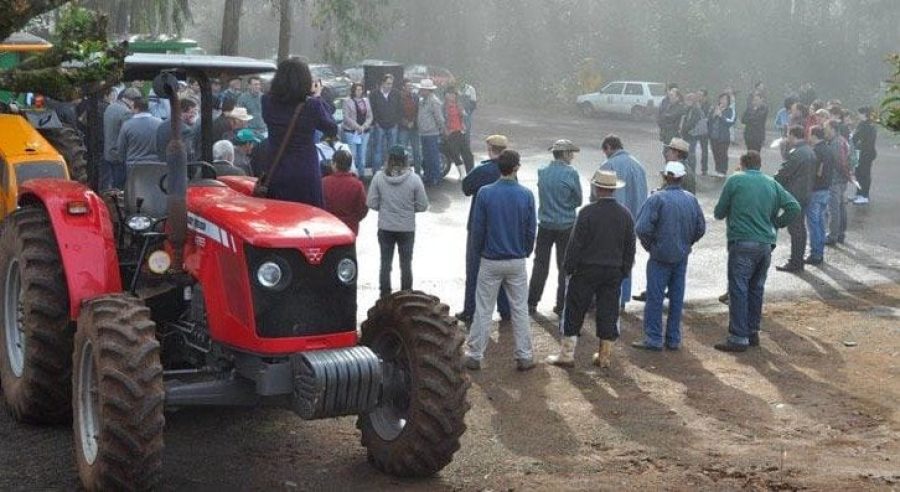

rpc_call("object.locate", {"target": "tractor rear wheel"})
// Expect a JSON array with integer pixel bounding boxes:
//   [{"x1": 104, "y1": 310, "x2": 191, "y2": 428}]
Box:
[
  {"x1": 0, "y1": 206, "x2": 73, "y2": 424},
  {"x1": 74, "y1": 294, "x2": 164, "y2": 491},
  {"x1": 357, "y1": 291, "x2": 470, "y2": 477},
  {"x1": 38, "y1": 126, "x2": 89, "y2": 184}
]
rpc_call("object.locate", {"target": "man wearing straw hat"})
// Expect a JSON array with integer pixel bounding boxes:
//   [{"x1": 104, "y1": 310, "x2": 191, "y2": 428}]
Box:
[{"x1": 547, "y1": 170, "x2": 635, "y2": 368}]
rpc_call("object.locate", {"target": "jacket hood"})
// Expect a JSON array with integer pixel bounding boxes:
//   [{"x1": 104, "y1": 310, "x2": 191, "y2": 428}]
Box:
[{"x1": 383, "y1": 168, "x2": 412, "y2": 184}]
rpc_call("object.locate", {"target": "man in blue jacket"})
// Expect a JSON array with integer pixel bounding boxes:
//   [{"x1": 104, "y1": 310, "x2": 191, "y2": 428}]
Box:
[
  {"x1": 457, "y1": 135, "x2": 511, "y2": 324},
  {"x1": 528, "y1": 139, "x2": 583, "y2": 316},
  {"x1": 464, "y1": 150, "x2": 537, "y2": 371},
  {"x1": 633, "y1": 162, "x2": 706, "y2": 351}
]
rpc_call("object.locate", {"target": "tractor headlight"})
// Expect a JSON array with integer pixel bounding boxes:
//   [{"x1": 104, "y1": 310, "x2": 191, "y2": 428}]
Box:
[
  {"x1": 257, "y1": 261, "x2": 284, "y2": 289},
  {"x1": 337, "y1": 258, "x2": 357, "y2": 284},
  {"x1": 126, "y1": 215, "x2": 153, "y2": 232}
]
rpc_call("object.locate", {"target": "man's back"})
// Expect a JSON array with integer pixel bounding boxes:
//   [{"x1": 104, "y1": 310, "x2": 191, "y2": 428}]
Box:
[
  {"x1": 714, "y1": 170, "x2": 799, "y2": 244},
  {"x1": 775, "y1": 142, "x2": 815, "y2": 204},
  {"x1": 103, "y1": 101, "x2": 131, "y2": 161},
  {"x1": 119, "y1": 115, "x2": 162, "y2": 164},
  {"x1": 537, "y1": 161, "x2": 582, "y2": 229},
  {"x1": 636, "y1": 186, "x2": 705, "y2": 264},
  {"x1": 473, "y1": 180, "x2": 536, "y2": 260},
  {"x1": 600, "y1": 150, "x2": 647, "y2": 216}
]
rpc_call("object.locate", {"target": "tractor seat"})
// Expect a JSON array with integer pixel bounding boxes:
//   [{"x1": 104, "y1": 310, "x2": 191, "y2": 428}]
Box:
[{"x1": 125, "y1": 162, "x2": 169, "y2": 218}]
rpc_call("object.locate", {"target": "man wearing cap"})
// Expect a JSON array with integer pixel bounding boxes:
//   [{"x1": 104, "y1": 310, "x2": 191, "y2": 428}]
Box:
[
  {"x1": 464, "y1": 150, "x2": 536, "y2": 371},
  {"x1": 547, "y1": 170, "x2": 635, "y2": 368},
  {"x1": 713, "y1": 151, "x2": 800, "y2": 352},
  {"x1": 633, "y1": 161, "x2": 706, "y2": 351},
  {"x1": 102, "y1": 87, "x2": 141, "y2": 190},
  {"x1": 416, "y1": 79, "x2": 445, "y2": 185},
  {"x1": 528, "y1": 139, "x2": 583, "y2": 316},
  {"x1": 598, "y1": 135, "x2": 647, "y2": 310},
  {"x1": 233, "y1": 128, "x2": 261, "y2": 174},
  {"x1": 457, "y1": 135, "x2": 511, "y2": 324}
]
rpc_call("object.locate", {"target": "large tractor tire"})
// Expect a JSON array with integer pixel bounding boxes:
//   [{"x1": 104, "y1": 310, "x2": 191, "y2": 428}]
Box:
[
  {"x1": 73, "y1": 294, "x2": 164, "y2": 491},
  {"x1": 357, "y1": 291, "x2": 470, "y2": 477},
  {"x1": 38, "y1": 126, "x2": 89, "y2": 184},
  {"x1": 0, "y1": 206, "x2": 73, "y2": 424}
]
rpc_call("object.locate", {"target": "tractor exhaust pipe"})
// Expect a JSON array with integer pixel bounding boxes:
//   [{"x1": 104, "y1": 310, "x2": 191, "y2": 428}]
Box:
[{"x1": 153, "y1": 73, "x2": 188, "y2": 269}]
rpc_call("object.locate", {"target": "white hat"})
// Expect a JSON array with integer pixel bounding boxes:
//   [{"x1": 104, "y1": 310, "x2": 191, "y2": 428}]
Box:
[
  {"x1": 663, "y1": 161, "x2": 687, "y2": 178},
  {"x1": 417, "y1": 78, "x2": 437, "y2": 91},
  {"x1": 228, "y1": 107, "x2": 254, "y2": 121}
]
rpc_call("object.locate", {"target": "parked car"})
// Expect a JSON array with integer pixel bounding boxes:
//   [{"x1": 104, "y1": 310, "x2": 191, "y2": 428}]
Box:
[
  {"x1": 576, "y1": 80, "x2": 666, "y2": 118},
  {"x1": 404, "y1": 64, "x2": 456, "y2": 88},
  {"x1": 310, "y1": 63, "x2": 351, "y2": 99},
  {"x1": 343, "y1": 59, "x2": 399, "y2": 84}
]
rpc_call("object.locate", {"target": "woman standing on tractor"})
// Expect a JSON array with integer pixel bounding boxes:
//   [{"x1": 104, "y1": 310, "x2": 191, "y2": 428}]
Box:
[{"x1": 261, "y1": 57, "x2": 337, "y2": 206}]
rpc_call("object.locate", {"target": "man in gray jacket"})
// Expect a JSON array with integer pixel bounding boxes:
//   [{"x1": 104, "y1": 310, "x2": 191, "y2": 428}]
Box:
[
  {"x1": 366, "y1": 145, "x2": 429, "y2": 298},
  {"x1": 416, "y1": 79, "x2": 445, "y2": 186},
  {"x1": 102, "y1": 87, "x2": 141, "y2": 190},
  {"x1": 115, "y1": 98, "x2": 162, "y2": 169}
]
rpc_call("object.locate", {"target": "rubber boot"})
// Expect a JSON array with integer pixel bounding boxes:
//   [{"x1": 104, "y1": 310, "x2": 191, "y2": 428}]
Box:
[
  {"x1": 456, "y1": 164, "x2": 466, "y2": 180},
  {"x1": 593, "y1": 340, "x2": 614, "y2": 368},
  {"x1": 546, "y1": 336, "x2": 577, "y2": 367}
]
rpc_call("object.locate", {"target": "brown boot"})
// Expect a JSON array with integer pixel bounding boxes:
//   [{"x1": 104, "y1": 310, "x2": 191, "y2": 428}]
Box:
[{"x1": 592, "y1": 340, "x2": 613, "y2": 368}]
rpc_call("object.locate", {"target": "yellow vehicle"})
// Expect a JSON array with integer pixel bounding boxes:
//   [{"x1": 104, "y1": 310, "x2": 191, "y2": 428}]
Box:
[{"x1": 0, "y1": 114, "x2": 70, "y2": 217}]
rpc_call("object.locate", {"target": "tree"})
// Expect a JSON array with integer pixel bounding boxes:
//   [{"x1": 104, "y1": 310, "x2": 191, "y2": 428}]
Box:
[
  {"x1": 1, "y1": 5, "x2": 125, "y2": 101},
  {"x1": 221, "y1": 0, "x2": 243, "y2": 55},
  {"x1": 1, "y1": 0, "x2": 71, "y2": 42},
  {"x1": 276, "y1": 0, "x2": 295, "y2": 61},
  {"x1": 79, "y1": 0, "x2": 193, "y2": 36},
  {"x1": 882, "y1": 53, "x2": 900, "y2": 133},
  {"x1": 312, "y1": 0, "x2": 391, "y2": 66}
]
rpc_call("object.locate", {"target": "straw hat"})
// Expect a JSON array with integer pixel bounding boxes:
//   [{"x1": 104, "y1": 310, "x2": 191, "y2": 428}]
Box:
[{"x1": 590, "y1": 170, "x2": 625, "y2": 189}]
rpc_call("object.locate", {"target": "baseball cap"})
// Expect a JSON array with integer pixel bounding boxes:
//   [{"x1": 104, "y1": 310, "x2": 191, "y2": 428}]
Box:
[
  {"x1": 234, "y1": 129, "x2": 261, "y2": 144},
  {"x1": 664, "y1": 161, "x2": 687, "y2": 178}
]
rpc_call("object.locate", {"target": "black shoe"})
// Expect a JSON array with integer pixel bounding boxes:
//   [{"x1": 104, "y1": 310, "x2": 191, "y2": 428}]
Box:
[
  {"x1": 749, "y1": 333, "x2": 760, "y2": 347},
  {"x1": 455, "y1": 311, "x2": 472, "y2": 323},
  {"x1": 632, "y1": 291, "x2": 647, "y2": 302},
  {"x1": 714, "y1": 342, "x2": 748, "y2": 353},
  {"x1": 630, "y1": 340, "x2": 663, "y2": 352},
  {"x1": 665, "y1": 344, "x2": 680, "y2": 351},
  {"x1": 552, "y1": 305, "x2": 563, "y2": 316},
  {"x1": 775, "y1": 262, "x2": 804, "y2": 273},
  {"x1": 803, "y1": 256, "x2": 823, "y2": 265}
]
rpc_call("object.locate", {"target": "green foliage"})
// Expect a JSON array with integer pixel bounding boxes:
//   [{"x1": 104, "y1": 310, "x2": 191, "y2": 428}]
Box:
[
  {"x1": 881, "y1": 53, "x2": 900, "y2": 133},
  {"x1": 312, "y1": 0, "x2": 392, "y2": 66}
]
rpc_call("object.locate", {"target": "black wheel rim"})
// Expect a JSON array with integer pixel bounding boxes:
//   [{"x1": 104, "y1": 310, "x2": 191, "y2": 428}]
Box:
[{"x1": 370, "y1": 331, "x2": 412, "y2": 441}]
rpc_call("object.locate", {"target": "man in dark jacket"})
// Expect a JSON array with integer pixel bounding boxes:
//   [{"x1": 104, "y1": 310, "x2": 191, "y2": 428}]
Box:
[
  {"x1": 775, "y1": 126, "x2": 816, "y2": 272},
  {"x1": 370, "y1": 74, "x2": 402, "y2": 173},
  {"x1": 805, "y1": 126, "x2": 836, "y2": 265},
  {"x1": 547, "y1": 170, "x2": 635, "y2": 369},
  {"x1": 657, "y1": 86, "x2": 685, "y2": 151},
  {"x1": 457, "y1": 135, "x2": 511, "y2": 324},
  {"x1": 741, "y1": 92, "x2": 768, "y2": 152}
]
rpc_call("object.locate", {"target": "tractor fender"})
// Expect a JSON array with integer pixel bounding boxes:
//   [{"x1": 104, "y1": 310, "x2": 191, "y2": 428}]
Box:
[{"x1": 18, "y1": 179, "x2": 122, "y2": 320}]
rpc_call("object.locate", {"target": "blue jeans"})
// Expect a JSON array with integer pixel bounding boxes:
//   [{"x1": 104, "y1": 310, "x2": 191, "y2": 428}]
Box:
[
  {"x1": 420, "y1": 134, "x2": 442, "y2": 186},
  {"x1": 726, "y1": 241, "x2": 771, "y2": 346},
  {"x1": 343, "y1": 130, "x2": 369, "y2": 176},
  {"x1": 806, "y1": 189, "x2": 829, "y2": 259},
  {"x1": 620, "y1": 272, "x2": 632, "y2": 308},
  {"x1": 397, "y1": 127, "x2": 421, "y2": 174},
  {"x1": 463, "y1": 232, "x2": 510, "y2": 319},
  {"x1": 371, "y1": 125, "x2": 397, "y2": 173},
  {"x1": 642, "y1": 257, "x2": 688, "y2": 348}
]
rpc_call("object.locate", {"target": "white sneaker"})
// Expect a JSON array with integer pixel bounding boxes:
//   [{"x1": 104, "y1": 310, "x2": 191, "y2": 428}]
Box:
[
  {"x1": 713, "y1": 171, "x2": 727, "y2": 178},
  {"x1": 853, "y1": 196, "x2": 869, "y2": 205}
]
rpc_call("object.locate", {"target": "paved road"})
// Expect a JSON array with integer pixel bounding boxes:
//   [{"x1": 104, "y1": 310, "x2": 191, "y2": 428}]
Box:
[{"x1": 1, "y1": 103, "x2": 897, "y2": 490}]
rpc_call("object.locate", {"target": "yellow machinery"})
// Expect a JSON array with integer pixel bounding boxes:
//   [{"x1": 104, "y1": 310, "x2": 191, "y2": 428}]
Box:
[{"x1": 0, "y1": 114, "x2": 70, "y2": 217}]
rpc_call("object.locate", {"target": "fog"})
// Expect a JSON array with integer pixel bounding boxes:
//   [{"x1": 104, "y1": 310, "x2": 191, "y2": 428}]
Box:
[{"x1": 181, "y1": 0, "x2": 899, "y2": 108}]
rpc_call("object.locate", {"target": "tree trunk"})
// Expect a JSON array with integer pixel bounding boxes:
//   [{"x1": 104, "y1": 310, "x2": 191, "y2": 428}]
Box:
[
  {"x1": 0, "y1": 0, "x2": 72, "y2": 42},
  {"x1": 220, "y1": 0, "x2": 243, "y2": 56},
  {"x1": 277, "y1": 0, "x2": 293, "y2": 62}
]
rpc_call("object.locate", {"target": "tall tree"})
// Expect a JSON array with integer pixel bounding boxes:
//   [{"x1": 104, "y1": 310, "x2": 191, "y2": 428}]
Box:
[
  {"x1": 312, "y1": 0, "x2": 391, "y2": 66},
  {"x1": 79, "y1": 0, "x2": 193, "y2": 36},
  {"x1": 220, "y1": 0, "x2": 243, "y2": 55},
  {"x1": 1, "y1": 0, "x2": 71, "y2": 41},
  {"x1": 276, "y1": 0, "x2": 295, "y2": 61}
]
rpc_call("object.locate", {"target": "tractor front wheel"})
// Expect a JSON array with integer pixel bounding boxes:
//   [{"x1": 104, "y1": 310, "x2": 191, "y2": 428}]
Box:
[
  {"x1": 0, "y1": 206, "x2": 73, "y2": 424},
  {"x1": 357, "y1": 291, "x2": 470, "y2": 477},
  {"x1": 74, "y1": 294, "x2": 164, "y2": 491}
]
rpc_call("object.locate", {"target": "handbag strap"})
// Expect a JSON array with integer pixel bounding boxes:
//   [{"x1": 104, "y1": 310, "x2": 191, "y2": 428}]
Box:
[{"x1": 259, "y1": 101, "x2": 304, "y2": 188}]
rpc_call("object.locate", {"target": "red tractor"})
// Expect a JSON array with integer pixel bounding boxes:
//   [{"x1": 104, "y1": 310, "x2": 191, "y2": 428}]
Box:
[{"x1": 0, "y1": 54, "x2": 469, "y2": 490}]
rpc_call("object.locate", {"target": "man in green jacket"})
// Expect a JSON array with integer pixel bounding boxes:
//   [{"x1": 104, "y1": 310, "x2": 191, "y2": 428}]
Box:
[{"x1": 712, "y1": 151, "x2": 800, "y2": 352}]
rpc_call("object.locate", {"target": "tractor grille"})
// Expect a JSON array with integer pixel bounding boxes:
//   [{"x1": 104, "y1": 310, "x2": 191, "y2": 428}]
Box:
[{"x1": 244, "y1": 244, "x2": 357, "y2": 338}]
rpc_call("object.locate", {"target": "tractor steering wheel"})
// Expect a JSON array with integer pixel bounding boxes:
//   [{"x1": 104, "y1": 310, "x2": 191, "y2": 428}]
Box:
[{"x1": 157, "y1": 162, "x2": 218, "y2": 194}]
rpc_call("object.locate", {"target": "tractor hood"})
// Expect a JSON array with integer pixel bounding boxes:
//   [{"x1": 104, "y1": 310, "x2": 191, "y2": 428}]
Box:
[{"x1": 187, "y1": 184, "x2": 354, "y2": 250}]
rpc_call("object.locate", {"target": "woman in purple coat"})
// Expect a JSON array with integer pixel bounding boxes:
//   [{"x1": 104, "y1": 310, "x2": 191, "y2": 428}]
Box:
[{"x1": 261, "y1": 57, "x2": 337, "y2": 206}]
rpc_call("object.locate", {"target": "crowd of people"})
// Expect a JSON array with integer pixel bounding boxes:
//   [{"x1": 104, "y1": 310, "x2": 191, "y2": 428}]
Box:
[{"x1": 100, "y1": 57, "x2": 881, "y2": 370}]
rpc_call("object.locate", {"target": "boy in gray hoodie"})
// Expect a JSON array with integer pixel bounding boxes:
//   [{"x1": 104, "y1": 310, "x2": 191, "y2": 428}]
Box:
[{"x1": 367, "y1": 145, "x2": 429, "y2": 297}]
